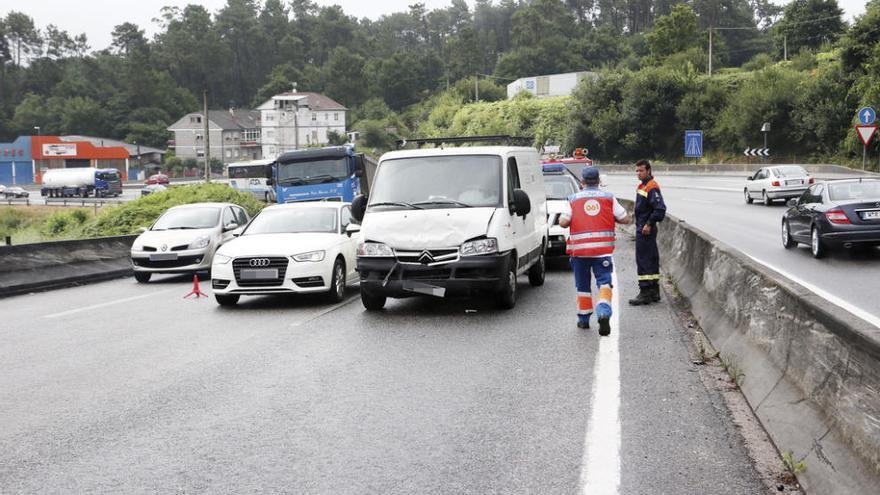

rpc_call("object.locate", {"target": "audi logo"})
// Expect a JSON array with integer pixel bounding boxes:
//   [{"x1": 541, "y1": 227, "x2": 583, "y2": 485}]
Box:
[{"x1": 249, "y1": 258, "x2": 271, "y2": 267}]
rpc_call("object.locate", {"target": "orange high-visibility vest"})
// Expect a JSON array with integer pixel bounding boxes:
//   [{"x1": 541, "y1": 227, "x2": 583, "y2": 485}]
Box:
[{"x1": 566, "y1": 190, "x2": 616, "y2": 257}]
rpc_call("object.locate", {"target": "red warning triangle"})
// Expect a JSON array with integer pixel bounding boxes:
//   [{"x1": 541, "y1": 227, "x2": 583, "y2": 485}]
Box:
[{"x1": 856, "y1": 124, "x2": 877, "y2": 146}]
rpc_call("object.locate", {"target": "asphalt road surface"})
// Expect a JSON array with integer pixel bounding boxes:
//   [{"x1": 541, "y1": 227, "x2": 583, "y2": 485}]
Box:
[
  {"x1": 604, "y1": 174, "x2": 880, "y2": 327},
  {"x1": 0, "y1": 239, "x2": 768, "y2": 494}
]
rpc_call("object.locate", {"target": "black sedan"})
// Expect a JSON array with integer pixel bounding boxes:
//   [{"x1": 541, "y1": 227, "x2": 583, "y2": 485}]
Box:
[{"x1": 782, "y1": 178, "x2": 880, "y2": 258}]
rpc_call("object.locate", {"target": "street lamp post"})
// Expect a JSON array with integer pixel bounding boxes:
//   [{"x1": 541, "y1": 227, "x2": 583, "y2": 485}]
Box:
[
  {"x1": 33, "y1": 126, "x2": 41, "y2": 180},
  {"x1": 761, "y1": 122, "x2": 771, "y2": 162}
]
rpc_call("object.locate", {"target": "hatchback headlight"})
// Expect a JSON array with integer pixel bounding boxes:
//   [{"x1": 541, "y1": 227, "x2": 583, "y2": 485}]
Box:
[
  {"x1": 214, "y1": 253, "x2": 232, "y2": 265},
  {"x1": 460, "y1": 238, "x2": 498, "y2": 256},
  {"x1": 358, "y1": 242, "x2": 394, "y2": 257},
  {"x1": 190, "y1": 236, "x2": 210, "y2": 249},
  {"x1": 291, "y1": 250, "x2": 325, "y2": 262}
]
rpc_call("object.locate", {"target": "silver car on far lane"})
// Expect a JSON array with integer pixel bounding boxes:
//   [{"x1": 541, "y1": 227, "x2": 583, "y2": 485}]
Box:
[{"x1": 745, "y1": 165, "x2": 813, "y2": 206}]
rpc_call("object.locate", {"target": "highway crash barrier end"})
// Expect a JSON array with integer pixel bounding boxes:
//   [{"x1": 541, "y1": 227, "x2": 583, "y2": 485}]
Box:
[{"x1": 615, "y1": 196, "x2": 880, "y2": 494}]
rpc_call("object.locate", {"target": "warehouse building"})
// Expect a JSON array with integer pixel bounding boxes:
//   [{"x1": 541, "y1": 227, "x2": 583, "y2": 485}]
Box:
[
  {"x1": 0, "y1": 136, "x2": 34, "y2": 185},
  {"x1": 0, "y1": 135, "x2": 133, "y2": 186}
]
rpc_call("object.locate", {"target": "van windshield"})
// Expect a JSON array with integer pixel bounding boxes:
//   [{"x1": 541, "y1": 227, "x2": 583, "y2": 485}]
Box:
[{"x1": 370, "y1": 155, "x2": 502, "y2": 209}]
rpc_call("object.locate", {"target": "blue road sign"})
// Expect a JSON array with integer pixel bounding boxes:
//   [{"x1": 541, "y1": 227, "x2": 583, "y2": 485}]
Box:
[
  {"x1": 858, "y1": 106, "x2": 876, "y2": 125},
  {"x1": 685, "y1": 130, "x2": 703, "y2": 158}
]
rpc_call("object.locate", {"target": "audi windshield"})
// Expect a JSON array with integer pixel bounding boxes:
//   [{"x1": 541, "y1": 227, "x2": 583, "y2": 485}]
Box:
[
  {"x1": 276, "y1": 158, "x2": 348, "y2": 185},
  {"x1": 243, "y1": 208, "x2": 338, "y2": 235},
  {"x1": 369, "y1": 155, "x2": 502, "y2": 209}
]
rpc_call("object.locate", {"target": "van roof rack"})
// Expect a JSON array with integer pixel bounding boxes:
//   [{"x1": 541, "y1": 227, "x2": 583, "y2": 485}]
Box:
[{"x1": 395, "y1": 135, "x2": 533, "y2": 149}]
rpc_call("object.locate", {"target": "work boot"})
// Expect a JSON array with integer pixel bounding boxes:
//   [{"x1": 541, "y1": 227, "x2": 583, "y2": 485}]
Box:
[
  {"x1": 650, "y1": 285, "x2": 661, "y2": 303},
  {"x1": 628, "y1": 289, "x2": 652, "y2": 306},
  {"x1": 577, "y1": 320, "x2": 590, "y2": 329},
  {"x1": 598, "y1": 315, "x2": 611, "y2": 336}
]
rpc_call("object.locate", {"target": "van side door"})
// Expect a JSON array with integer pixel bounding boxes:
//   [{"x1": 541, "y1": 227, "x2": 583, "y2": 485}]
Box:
[{"x1": 506, "y1": 156, "x2": 529, "y2": 273}]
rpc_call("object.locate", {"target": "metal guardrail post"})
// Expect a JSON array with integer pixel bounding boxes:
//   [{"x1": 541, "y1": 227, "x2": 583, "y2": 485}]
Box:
[{"x1": 4, "y1": 236, "x2": 10, "y2": 245}]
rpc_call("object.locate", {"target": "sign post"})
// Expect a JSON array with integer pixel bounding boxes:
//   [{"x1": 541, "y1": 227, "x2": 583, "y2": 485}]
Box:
[
  {"x1": 857, "y1": 107, "x2": 876, "y2": 171},
  {"x1": 856, "y1": 124, "x2": 877, "y2": 170},
  {"x1": 684, "y1": 130, "x2": 703, "y2": 162}
]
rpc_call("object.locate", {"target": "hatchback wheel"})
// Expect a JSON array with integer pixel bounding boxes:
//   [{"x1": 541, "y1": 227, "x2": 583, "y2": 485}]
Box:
[
  {"x1": 762, "y1": 190, "x2": 772, "y2": 206},
  {"x1": 744, "y1": 188, "x2": 753, "y2": 204},
  {"x1": 811, "y1": 226, "x2": 826, "y2": 259},
  {"x1": 781, "y1": 220, "x2": 796, "y2": 249},
  {"x1": 326, "y1": 258, "x2": 346, "y2": 303}
]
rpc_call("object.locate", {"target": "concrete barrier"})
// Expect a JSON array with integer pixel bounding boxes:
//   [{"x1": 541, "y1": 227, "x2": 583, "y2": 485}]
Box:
[
  {"x1": 578, "y1": 163, "x2": 878, "y2": 177},
  {"x1": 0, "y1": 235, "x2": 137, "y2": 297},
  {"x1": 621, "y1": 199, "x2": 880, "y2": 493}
]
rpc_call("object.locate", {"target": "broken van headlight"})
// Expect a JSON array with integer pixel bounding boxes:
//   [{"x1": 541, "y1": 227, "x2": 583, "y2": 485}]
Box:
[
  {"x1": 460, "y1": 238, "x2": 498, "y2": 256},
  {"x1": 358, "y1": 242, "x2": 394, "y2": 257}
]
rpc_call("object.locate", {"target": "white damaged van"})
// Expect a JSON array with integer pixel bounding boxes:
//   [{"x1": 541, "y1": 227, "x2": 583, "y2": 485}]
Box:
[{"x1": 350, "y1": 142, "x2": 548, "y2": 310}]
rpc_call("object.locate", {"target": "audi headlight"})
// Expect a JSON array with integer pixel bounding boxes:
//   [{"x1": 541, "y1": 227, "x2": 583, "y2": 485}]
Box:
[
  {"x1": 214, "y1": 253, "x2": 232, "y2": 265},
  {"x1": 460, "y1": 238, "x2": 498, "y2": 256},
  {"x1": 190, "y1": 236, "x2": 210, "y2": 249},
  {"x1": 291, "y1": 250, "x2": 325, "y2": 262},
  {"x1": 358, "y1": 242, "x2": 394, "y2": 257}
]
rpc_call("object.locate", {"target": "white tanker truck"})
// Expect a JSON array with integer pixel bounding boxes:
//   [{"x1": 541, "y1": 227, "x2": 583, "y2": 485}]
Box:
[{"x1": 41, "y1": 168, "x2": 123, "y2": 198}]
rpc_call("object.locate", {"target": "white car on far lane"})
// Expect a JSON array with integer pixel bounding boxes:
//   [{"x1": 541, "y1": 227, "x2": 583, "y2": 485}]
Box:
[
  {"x1": 745, "y1": 165, "x2": 813, "y2": 206},
  {"x1": 211, "y1": 202, "x2": 360, "y2": 306},
  {"x1": 543, "y1": 171, "x2": 581, "y2": 256}
]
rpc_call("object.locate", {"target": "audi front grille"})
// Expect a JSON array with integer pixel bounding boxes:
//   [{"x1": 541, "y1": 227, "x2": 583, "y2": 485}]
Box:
[{"x1": 232, "y1": 256, "x2": 289, "y2": 287}]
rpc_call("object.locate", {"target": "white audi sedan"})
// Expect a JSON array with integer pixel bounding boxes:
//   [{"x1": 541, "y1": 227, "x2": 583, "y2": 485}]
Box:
[
  {"x1": 211, "y1": 202, "x2": 359, "y2": 306},
  {"x1": 131, "y1": 203, "x2": 249, "y2": 282},
  {"x1": 745, "y1": 165, "x2": 813, "y2": 206}
]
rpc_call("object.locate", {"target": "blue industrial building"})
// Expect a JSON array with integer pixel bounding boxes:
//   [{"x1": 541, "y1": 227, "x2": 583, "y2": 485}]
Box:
[{"x1": 0, "y1": 136, "x2": 34, "y2": 185}]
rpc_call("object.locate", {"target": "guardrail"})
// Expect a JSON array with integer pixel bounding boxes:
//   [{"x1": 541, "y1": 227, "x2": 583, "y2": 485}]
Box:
[
  {"x1": 0, "y1": 235, "x2": 137, "y2": 297},
  {"x1": 44, "y1": 197, "x2": 125, "y2": 207},
  {"x1": 617, "y1": 198, "x2": 880, "y2": 493}
]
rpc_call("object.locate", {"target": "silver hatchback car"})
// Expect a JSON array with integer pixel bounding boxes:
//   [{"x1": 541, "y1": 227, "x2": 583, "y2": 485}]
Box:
[
  {"x1": 745, "y1": 165, "x2": 813, "y2": 206},
  {"x1": 130, "y1": 202, "x2": 249, "y2": 282}
]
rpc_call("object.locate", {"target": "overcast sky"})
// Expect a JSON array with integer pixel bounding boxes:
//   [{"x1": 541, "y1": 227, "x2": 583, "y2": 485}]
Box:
[{"x1": 0, "y1": 0, "x2": 869, "y2": 53}]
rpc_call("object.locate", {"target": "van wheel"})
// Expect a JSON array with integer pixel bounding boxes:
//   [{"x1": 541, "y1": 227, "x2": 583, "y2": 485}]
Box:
[
  {"x1": 134, "y1": 272, "x2": 151, "y2": 283},
  {"x1": 496, "y1": 256, "x2": 518, "y2": 309},
  {"x1": 215, "y1": 294, "x2": 240, "y2": 306},
  {"x1": 528, "y1": 251, "x2": 545, "y2": 286},
  {"x1": 326, "y1": 258, "x2": 346, "y2": 303},
  {"x1": 361, "y1": 289, "x2": 386, "y2": 311}
]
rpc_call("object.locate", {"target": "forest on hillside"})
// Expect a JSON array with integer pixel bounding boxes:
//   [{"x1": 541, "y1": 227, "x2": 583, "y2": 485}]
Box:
[{"x1": 0, "y1": 0, "x2": 878, "y2": 163}]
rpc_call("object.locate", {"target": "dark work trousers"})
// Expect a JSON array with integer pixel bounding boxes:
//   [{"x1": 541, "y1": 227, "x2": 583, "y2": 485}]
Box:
[{"x1": 635, "y1": 226, "x2": 660, "y2": 289}]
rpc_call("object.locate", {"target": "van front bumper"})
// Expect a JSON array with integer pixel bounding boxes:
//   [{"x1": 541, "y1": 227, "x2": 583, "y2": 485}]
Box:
[{"x1": 358, "y1": 252, "x2": 511, "y2": 298}]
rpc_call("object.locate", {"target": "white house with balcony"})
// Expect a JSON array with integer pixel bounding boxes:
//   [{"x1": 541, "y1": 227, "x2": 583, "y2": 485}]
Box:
[{"x1": 257, "y1": 92, "x2": 347, "y2": 159}]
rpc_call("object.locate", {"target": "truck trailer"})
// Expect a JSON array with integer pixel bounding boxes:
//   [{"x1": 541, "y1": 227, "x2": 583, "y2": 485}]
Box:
[{"x1": 41, "y1": 168, "x2": 123, "y2": 198}]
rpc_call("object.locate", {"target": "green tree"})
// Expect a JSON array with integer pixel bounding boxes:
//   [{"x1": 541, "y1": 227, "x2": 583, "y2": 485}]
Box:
[
  {"x1": 775, "y1": 0, "x2": 845, "y2": 54},
  {"x1": 323, "y1": 47, "x2": 367, "y2": 108},
  {"x1": 645, "y1": 4, "x2": 701, "y2": 61},
  {"x1": 3, "y1": 11, "x2": 41, "y2": 66}
]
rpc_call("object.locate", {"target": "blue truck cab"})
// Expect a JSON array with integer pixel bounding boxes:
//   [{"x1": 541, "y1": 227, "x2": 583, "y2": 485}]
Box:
[{"x1": 269, "y1": 145, "x2": 366, "y2": 203}]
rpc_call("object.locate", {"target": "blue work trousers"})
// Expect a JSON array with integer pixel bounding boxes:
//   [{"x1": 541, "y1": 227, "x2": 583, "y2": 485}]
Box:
[{"x1": 570, "y1": 256, "x2": 614, "y2": 324}]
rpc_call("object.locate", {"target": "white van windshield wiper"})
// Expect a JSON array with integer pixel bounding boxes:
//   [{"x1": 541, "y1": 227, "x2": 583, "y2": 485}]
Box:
[
  {"x1": 370, "y1": 201, "x2": 424, "y2": 210},
  {"x1": 413, "y1": 199, "x2": 473, "y2": 208}
]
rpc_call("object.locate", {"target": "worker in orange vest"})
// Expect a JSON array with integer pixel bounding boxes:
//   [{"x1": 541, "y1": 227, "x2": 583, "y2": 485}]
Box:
[{"x1": 559, "y1": 167, "x2": 630, "y2": 336}]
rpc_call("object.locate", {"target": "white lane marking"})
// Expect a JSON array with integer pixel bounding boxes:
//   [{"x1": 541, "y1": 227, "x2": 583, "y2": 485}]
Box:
[
  {"x1": 663, "y1": 185, "x2": 741, "y2": 193},
  {"x1": 579, "y1": 269, "x2": 621, "y2": 494},
  {"x1": 44, "y1": 288, "x2": 179, "y2": 319},
  {"x1": 680, "y1": 198, "x2": 715, "y2": 204},
  {"x1": 745, "y1": 254, "x2": 880, "y2": 329}
]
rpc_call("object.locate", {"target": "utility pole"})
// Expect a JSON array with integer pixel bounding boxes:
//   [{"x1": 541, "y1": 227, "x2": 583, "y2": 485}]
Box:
[
  {"x1": 784, "y1": 35, "x2": 788, "y2": 61},
  {"x1": 203, "y1": 90, "x2": 210, "y2": 182},
  {"x1": 708, "y1": 28, "x2": 713, "y2": 76},
  {"x1": 475, "y1": 75, "x2": 479, "y2": 102}
]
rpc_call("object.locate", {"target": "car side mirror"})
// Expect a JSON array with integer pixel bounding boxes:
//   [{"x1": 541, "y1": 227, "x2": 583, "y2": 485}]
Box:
[
  {"x1": 787, "y1": 199, "x2": 798, "y2": 207},
  {"x1": 266, "y1": 178, "x2": 274, "y2": 186},
  {"x1": 511, "y1": 189, "x2": 531, "y2": 217},
  {"x1": 223, "y1": 223, "x2": 239, "y2": 232},
  {"x1": 352, "y1": 194, "x2": 367, "y2": 222},
  {"x1": 746, "y1": 176, "x2": 753, "y2": 181},
  {"x1": 345, "y1": 223, "x2": 361, "y2": 237}
]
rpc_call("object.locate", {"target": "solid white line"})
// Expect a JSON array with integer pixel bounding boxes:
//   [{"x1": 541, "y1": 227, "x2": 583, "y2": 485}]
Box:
[
  {"x1": 44, "y1": 288, "x2": 179, "y2": 319},
  {"x1": 579, "y1": 269, "x2": 621, "y2": 495},
  {"x1": 745, "y1": 254, "x2": 880, "y2": 329}
]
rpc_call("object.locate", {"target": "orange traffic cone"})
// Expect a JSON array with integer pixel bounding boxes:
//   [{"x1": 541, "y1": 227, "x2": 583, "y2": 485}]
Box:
[{"x1": 184, "y1": 274, "x2": 208, "y2": 299}]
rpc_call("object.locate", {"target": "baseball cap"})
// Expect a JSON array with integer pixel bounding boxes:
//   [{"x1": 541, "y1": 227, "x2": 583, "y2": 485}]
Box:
[{"x1": 581, "y1": 166, "x2": 600, "y2": 181}]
